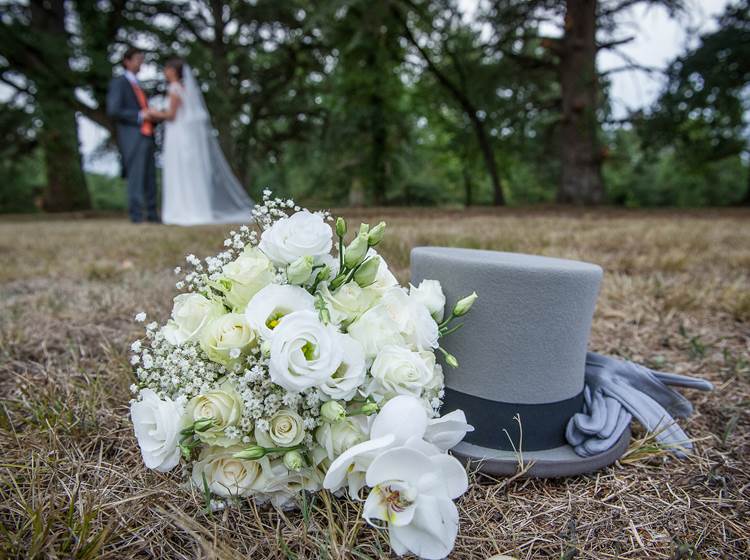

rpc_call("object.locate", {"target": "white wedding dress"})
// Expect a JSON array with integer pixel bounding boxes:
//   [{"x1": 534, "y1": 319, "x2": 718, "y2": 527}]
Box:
[{"x1": 161, "y1": 65, "x2": 253, "y2": 225}]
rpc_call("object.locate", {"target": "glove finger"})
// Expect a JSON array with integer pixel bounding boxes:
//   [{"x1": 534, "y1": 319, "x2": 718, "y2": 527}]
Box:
[
  {"x1": 599, "y1": 396, "x2": 623, "y2": 439},
  {"x1": 572, "y1": 391, "x2": 609, "y2": 434},
  {"x1": 580, "y1": 409, "x2": 632, "y2": 456},
  {"x1": 653, "y1": 371, "x2": 714, "y2": 392}
]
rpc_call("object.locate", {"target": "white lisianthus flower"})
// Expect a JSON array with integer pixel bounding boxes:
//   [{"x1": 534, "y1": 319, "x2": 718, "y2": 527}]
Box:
[
  {"x1": 161, "y1": 293, "x2": 224, "y2": 345},
  {"x1": 200, "y1": 313, "x2": 257, "y2": 367},
  {"x1": 219, "y1": 247, "x2": 275, "y2": 311},
  {"x1": 363, "y1": 446, "x2": 468, "y2": 560},
  {"x1": 191, "y1": 445, "x2": 272, "y2": 498},
  {"x1": 259, "y1": 210, "x2": 333, "y2": 266},
  {"x1": 186, "y1": 382, "x2": 243, "y2": 447},
  {"x1": 269, "y1": 311, "x2": 344, "y2": 392},
  {"x1": 255, "y1": 409, "x2": 305, "y2": 448},
  {"x1": 318, "y1": 281, "x2": 379, "y2": 327},
  {"x1": 380, "y1": 287, "x2": 439, "y2": 351},
  {"x1": 130, "y1": 389, "x2": 186, "y2": 472},
  {"x1": 319, "y1": 334, "x2": 366, "y2": 401},
  {"x1": 315, "y1": 415, "x2": 369, "y2": 462},
  {"x1": 245, "y1": 284, "x2": 315, "y2": 340},
  {"x1": 347, "y1": 305, "x2": 405, "y2": 362},
  {"x1": 409, "y1": 279, "x2": 446, "y2": 322},
  {"x1": 367, "y1": 346, "x2": 436, "y2": 399}
]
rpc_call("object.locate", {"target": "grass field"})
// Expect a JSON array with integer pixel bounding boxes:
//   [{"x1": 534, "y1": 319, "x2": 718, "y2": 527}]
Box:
[{"x1": 1, "y1": 209, "x2": 749, "y2": 559}]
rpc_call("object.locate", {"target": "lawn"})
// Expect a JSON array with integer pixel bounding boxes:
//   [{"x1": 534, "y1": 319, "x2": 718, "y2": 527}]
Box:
[{"x1": 1, "y1": 209, "x2": 748, "y2": 559}]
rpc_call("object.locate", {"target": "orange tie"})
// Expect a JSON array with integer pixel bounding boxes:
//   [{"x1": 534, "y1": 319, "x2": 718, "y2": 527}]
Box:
[{"x1": 130, "y1": 82, "x2": 154, "y2": 137}]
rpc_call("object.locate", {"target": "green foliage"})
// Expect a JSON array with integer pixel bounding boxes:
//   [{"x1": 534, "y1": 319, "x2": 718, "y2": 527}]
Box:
[
  {"x1": 0, "y1": 0, "x2": 747, "y2": 211},
  {"x1": 605, "y1": 128, "x2": 748, "y2": 207}
]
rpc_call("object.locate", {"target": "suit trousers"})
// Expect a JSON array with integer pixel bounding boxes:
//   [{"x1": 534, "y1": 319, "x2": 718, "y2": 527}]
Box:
[{"x1": 127, "y1": 135, "x2": 158, "y2": 222}]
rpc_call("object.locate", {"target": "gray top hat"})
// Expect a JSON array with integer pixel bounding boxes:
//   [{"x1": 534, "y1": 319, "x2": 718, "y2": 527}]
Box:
[{"x1": 411, "y1": 247, "x2": 629, "y2": 477}]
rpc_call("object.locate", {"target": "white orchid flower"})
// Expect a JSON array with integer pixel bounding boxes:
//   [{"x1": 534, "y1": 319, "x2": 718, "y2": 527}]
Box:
[{"x1": 363, "y1": 446, "x2": 468, "y2": 559}]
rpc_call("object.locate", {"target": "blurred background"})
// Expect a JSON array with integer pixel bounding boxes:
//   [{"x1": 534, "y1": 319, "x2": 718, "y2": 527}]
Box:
[{"x1": 0, "y1": 0, "x2": 748, "y2": 214}]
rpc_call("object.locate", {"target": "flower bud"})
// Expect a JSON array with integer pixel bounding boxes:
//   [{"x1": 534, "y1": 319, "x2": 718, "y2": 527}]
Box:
[
  {"x1": 260, "y1": 340, "x2": 271, "y2": 357},
  {"x1": 353, "y1": 256, "x2": 380, "y2": 288},
  {"x1": 452, "y1": 292, "x2": 478, "y2": 317},
  {"x1": 360, "y1": 401, "x2": 379, "y2": 416},
  {"x1": 321, "y1": 400, "x2": 346, "y2": 423},
  {"x1": 315, "y1": 265, "x2": 331, "y2": 283},
  {"x1": 335, "y1": 217, "x2": 347, "y2": 237},
  {"x1": 344, "y1": 234, "x2": 368, "y2": 269},
  {"x1": 193, "y1": 418, "x2": 214, "y2": 432},
  {"x1": 233, "y1": 445, "x2": 266, "y2": 460},
  {"x1": 444, "y1": 352, "x2": 459, "y2": 368},
  {"x1": 287, "y1": 256, "x2": 314, "y2": 285},
  {"x1": 283, "y1": 450, "x2": 304, "y2": 471},
  {"x1": 367, "y1": 221, "x2": 386, "y2": 246},
  {"x1": 179, "y1": 443, "x2": 193, "y2": 460}
]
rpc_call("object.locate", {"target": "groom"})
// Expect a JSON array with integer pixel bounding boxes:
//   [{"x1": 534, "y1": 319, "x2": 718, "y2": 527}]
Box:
[{"x1": 106, "y1": 47, "x2": 160, "y2": 223}]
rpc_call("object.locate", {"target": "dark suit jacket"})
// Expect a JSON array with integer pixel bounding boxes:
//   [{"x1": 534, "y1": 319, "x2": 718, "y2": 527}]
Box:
[{"x1": 106, "y1": 75, "x2": 145, "y2": 176}]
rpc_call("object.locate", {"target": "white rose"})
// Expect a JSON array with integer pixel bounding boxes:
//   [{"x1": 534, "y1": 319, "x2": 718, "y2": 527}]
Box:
[
  {"x1": 245, "y1": 284, "x2": 315, "y2": 340},
  {"x1": 315, "y1": 416, "x2": 369, "y2": 461},
  {"x1": 269, "y1": 310, "x2": 343, "y2": 392},
  {"x1": 318, "y1": 281, "x2": 379, "y2": 327},
  {"x1": 380, "y1": 287, "x2": 439, "y2": 351},
  {"x1": 200, "y1": 313, "x2": 257, "y2": 367},
  {"x1": 367, "y1": 345, "x2": 436, "y2": 399},
  {"x1": 409, "y1": 279, "x2": 446, "y2": 322},
  {"x1": 191, "y1": 445, "x2": 272, "y2": 498},
  {"x1": 130, "y1": 389, "x2": 185, "y2": 472},
  {"x1": 186, "y1": 382, "x2": 243, "y2": 447},
  {"x1": 347, "y1": 304, "x2": 406, "y2": 361},
  {"x1": 255, "y1": 409, "x2": 305, "y2": 448},
  {"x1": 219, "y1": 247, "x2": 275, "y2": 311},
  {"x1": 319, "y1": 334, "x2": 366, "y2": 401},
  {"x1": 259, "y1": 210, "x2": 333, "y2": 266},
  {"x1": 161, "y1": 293, "x2": 224, "y2": 345}
]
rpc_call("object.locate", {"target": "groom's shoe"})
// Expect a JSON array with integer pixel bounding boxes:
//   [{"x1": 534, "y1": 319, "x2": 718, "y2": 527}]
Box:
[{"x1": 146, "y1": 216, "x2": 162, "y2": 224}]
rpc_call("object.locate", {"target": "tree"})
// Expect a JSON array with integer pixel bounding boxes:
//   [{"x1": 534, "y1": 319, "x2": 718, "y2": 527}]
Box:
[
  {"x1": 393, "y1": 0, "x2": 508, "y2": 205},
  {"x1": 484, "y1": 0, "x2": 682, "y2": 204},
  {"x1": 0, "y1": 0, "x2": 90, "y2": 211},
  {"x1": 641, "y1": 0, "x2": 750, "y2": 204}
]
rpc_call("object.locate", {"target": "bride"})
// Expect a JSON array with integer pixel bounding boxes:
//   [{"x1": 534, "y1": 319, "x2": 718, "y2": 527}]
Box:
[{"x1": 147, "y1": 58, "x2": 253, "y2": 225}]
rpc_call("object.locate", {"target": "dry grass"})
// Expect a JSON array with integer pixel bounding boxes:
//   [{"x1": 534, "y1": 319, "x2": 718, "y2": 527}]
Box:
[{"x1": 1, "y1": 208, "x2": 749, "y2": 559}]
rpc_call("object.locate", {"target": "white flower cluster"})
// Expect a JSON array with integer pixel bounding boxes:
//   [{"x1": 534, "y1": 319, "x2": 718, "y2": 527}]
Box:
[{"x1": 128, "y1": 191, "x2": 478, "y2": 559}]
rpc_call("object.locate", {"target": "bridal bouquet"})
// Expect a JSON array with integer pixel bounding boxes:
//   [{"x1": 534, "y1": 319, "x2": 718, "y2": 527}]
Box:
[{"x1": 128, "y1": 190, "x2": 477, "y2": 559}]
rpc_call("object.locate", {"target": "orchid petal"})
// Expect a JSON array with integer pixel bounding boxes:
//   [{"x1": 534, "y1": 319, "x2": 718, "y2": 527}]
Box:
[
  {"x1": 388, "y1": 494, "x2": 458, "y2": 560},
  {"x1": 323, "y1": 434, "x2": 394, "y2": 491},
  {"x1": 423, "y1": 409, "x2": 474, "y2": 451},
  {"x1": 365, "y1": 447, "x2": 433, "y2": 488},
  {"x1": 426, "y1": 454, "x2": 468, "y2": 500},
  {"x1": 370, "y1": 395, "x2": 428, "y2": 443}
]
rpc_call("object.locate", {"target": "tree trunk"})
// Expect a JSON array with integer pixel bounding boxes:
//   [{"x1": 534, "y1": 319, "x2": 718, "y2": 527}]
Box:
[
  {"x1": 469, "y1": 112, "x2": 504, "y2": 205},
  {"x1": 743, "y1": 162, "x2": 750, "y2": 205},
  {"x1": 38, "y1": 92, "x2": 90, "y2": 212},
  {"x1": 31, "y1": 0, "x2": 90, "y2": 212},
  {"x1": 462, "y1": 160, "x2": 473, "y2": 206},
  {"x1": 557, "y1": 0, "x2": 604, "y2": 204}
]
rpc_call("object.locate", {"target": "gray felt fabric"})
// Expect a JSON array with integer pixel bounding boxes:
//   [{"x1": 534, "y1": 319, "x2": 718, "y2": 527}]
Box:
[
  {"x1": 410, "y1": 247, "x2": 602, "y2": 404},
  {"x1": 566, "y1": 353, "x2": 714, "y2": 458},
  {"x1": 451, "y1": 427, "x2": 631, "y2": 478}
]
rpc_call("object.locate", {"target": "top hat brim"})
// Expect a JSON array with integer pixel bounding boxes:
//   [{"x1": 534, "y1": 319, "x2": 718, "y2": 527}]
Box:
[{"x1": 449, "y1": 426, "x2": 631, "y2": 478}]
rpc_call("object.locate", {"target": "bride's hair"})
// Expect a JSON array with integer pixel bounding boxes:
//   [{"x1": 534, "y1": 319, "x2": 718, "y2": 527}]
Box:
[{"x1": 164, "y1": 58, "x2": 184, "y2": 80}]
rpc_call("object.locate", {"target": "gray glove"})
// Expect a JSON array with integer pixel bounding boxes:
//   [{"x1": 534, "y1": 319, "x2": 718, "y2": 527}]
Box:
[{"x1": 566, "y1": 353, "x2": 713, "y2": 458}]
